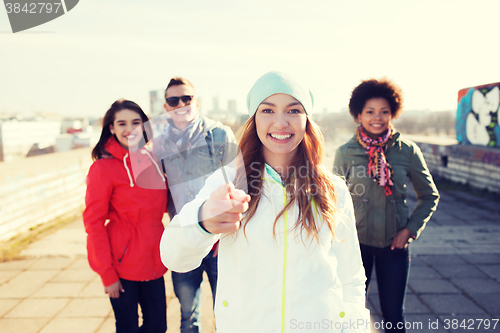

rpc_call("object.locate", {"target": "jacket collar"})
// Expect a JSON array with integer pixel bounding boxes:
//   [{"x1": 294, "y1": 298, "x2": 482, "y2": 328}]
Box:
[
  {"x1": 346, "y1": 131, "x2": 401, "y2": 152},
  {"x1": 103, "y1": 137, "x2": 164, "y2": 187},
  {"x1": 103, "y1": 137, "x2": 128, "y2": 160}
]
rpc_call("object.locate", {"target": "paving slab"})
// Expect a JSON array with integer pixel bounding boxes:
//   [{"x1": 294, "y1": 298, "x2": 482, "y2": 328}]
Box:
[
  {"x1": 433, "y1": 264, "x2": 490, "y2": 279},
  {"x1": 31, "y1": 282, "x2": 87, "y2": 298},
  {"x1": 412, "y1": 227, "x2": 500, "y2": 255},
  {"x1": 420, "y1": 294, "x2": 486, "y2": 315},
  {"x1": 20, "y1": 222, "x2": 87, "y2": 259},
  {"x1": 4, "y1": 298, "x2": 70, "y2": 318},
  {"x1": 405, "y1": 294, "x2": 432, "y2": 314},
  {"x1": 463, "y1": 246, "x2": 500, "y2": 255},
  {"x1": 429, "y1": 216, "x2": 468, "y2": 226},
  {"x1": 51, "y1": 268, "x2": 97, "y2": 283},
  {"x1": 78, "y1": 277, "x2": 108, "y2": 298},
  {"x1": 407, "y1": 265, "x2": 440, "y2": 279},
  {"x1": 477, "y1": 264, "x2": 500, "y2": 281},
  {"x1": 56, "y1": 298, "x2": 112, "y2": 318},
  {"x1": 468, "y1": 293, "x2": 500, "y2": 314},
  {"x1": 0, "y1": 318, "x2": 50, "y2": 333},
  {"x1": 0, "y1": 270, "x2": 19, "y2": 285},
  {"x1": 0, "y1": 299, "x2": 21, "y2": 317},
  {"x1": 0, "y1": 259, "x2": 37, "y2": 271},
  {"x1": 409, "y1": 255, "x2": 428, "y2": 267},
  {"x1": 460, "y1": 254, "x2": 500, "y2": 265},
  {"x1": 39, "y1": 317, "x2": 103, "y2": 333},
  {"x1": 408, "y1": 278, "x2": 461, "y2": 294},
  {"x1": 29, "y1": 257, "x2": 75, "y2": 270},
  {"x1": 434, "y1": 218, "x2": 470, "y2": 226},
  {"x1": 451, "y1": 278, "x2": 500, "y2": 294},
  {"x1": 419, "y1": 255, "x2": 468, "y2": 266},
  {"x1": 0, "y1": 270, "x2": 59, "y2": 298},
  {"x1": 66, "y1": 258, "x2": 92, "y2": 270},
  {"x1": 476, "y1": 214, "x2": 500, "y2": 223},
  {"x1": 95, "y1": 316, "x2": 115, "y2": 333}
]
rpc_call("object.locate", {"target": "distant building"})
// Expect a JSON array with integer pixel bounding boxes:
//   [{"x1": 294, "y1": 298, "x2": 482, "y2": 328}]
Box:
[
  {"x1": 212, "y1": 96, "x2": 220, "y2": 114},
  {"x1": 61, "y1": 118, "x2": 88, "y2": 134},
  {"x1": 227, "y1": 100, "x2": 237, "y2": 114},
  {"x1": 0, "y1": 120, "x2": 61, "y2": 162},
  {"x1": 150, "y1": 90, "x2": 165, "y2": 118}
]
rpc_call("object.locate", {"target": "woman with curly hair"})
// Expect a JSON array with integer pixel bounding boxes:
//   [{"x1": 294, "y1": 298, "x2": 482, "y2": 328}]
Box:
[
  {"x1": 160, "y1": 71, "x2": 370, "y2": 333},
  {"x1": 333, "y1": 78, "x2": 440, "y2": 332}
]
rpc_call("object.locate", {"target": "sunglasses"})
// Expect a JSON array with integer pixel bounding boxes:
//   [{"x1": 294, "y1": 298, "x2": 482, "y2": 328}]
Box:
[{"x1": 166, "y1": 95, "x2": 194, "y2": 107}]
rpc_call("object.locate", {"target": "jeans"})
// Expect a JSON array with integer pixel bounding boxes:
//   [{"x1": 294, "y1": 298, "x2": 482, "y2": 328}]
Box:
[
  {"x1": 109, "y1": 276, "x2": 167, "y2": 333},
  {"x1": 171, "y1": 249, "x2": 218, "y2": 333},
  {"x1": 360, "y1": 244, "x2": 410, "y2": 333}
]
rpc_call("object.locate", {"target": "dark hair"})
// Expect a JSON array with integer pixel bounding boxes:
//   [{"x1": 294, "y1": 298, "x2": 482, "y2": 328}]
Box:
[
  {"x1": 164, "y1": 77, "x2": 196, "y2": 100},
  {"x1": 91, "y1": 99, "x2": 151, "y2": 161},
  {"x1": 348, "y1": 78, "x2": 404, "y2": 120}
]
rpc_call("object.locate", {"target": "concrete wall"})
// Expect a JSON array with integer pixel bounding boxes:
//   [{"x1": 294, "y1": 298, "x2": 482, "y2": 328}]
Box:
[
  {"x1": 415, "y1": 140, "x2": 500, "y2": 193},
  {"x1": 0, "y1": 148, "x2": 92, "y2": 242}
]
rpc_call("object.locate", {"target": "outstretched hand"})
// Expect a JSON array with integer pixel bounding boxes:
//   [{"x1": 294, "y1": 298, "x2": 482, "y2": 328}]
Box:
[{"x1": 199, "y1": 183, "x2": 250, "y2": 234}]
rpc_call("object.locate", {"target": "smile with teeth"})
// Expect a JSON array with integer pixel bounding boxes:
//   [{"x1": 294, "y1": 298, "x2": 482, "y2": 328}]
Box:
[
  {"x1": 175, "y1": 110, "x2": 189, "y2": 115},
  {"x1": 270, "y1": 133, "x2": 292, "y2": 140}
]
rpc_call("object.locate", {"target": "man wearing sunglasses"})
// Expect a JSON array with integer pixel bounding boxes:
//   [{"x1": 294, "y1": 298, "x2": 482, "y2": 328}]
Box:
[{"x1": 153, "y1": 77, "x2": 235, "y2": 333}]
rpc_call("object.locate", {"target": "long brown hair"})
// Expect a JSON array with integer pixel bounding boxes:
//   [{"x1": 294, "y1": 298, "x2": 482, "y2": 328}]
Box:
[
  {"x1": 91, "y1": 99, "x2": 151, "y2": 161},
  {"x1": 234, "y1": 114, "x2": 338, "y2": 243}
]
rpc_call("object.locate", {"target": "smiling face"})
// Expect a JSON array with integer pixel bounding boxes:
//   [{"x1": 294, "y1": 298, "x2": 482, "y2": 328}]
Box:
[
  {"x1": 357, "y1": 97, "x2": 393, "y2": 139},
  {"x1": 255, "y1": 93, "x2": 307, "y2": 170},
  {"x1": 110, "y1": 109, "x2": 144, "y2": 150},
  {"x1": 164, "y1": 84, "x2": 199, "y2": 130}
]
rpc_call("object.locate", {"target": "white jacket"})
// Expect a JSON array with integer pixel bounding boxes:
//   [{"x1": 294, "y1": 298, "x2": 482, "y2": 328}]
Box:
[{"x1": 160, "y1": 166, "x2": 370, "y2": 333}]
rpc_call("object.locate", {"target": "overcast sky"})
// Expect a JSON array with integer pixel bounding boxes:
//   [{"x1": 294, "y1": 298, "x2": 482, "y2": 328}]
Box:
[{"x1": 1, "y1": 0, "x2": 499, "y2": 117}]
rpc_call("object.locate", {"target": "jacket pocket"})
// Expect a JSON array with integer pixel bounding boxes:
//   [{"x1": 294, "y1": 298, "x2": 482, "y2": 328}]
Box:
[
  {"x1": 117, "y1": 239, "x2": 130, "y2": 264},
  {"x1": 191, "y1": 146, "x2": 214, "y2": 177}
]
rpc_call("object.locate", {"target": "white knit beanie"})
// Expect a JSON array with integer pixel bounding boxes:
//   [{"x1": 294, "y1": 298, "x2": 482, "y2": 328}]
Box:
[{"x1": 246, "y1": 71, "x2": 314, "y2": 115}]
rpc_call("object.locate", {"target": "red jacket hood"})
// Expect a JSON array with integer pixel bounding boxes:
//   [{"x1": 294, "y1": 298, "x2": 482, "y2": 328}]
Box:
[
  {"x1": 103, "y1": 136, "x2": 133, "y2": 160},
  {"x1": 103, "y1": 137, "x2": 165, "y2": 189}
]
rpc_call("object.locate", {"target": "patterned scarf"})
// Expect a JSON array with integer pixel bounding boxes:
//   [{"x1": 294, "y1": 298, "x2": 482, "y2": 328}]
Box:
[
  {"x1": 355, "y1": 125, "x2": 394, "y2": 196},
  {"x1": 165, "y1": 115, "x2": 203, "y2": 159}
]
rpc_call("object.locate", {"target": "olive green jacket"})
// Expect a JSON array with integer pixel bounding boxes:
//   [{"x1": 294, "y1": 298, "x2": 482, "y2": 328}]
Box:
[{"x1": 333, "y1": 132, "x2": 439, "y2": 248}]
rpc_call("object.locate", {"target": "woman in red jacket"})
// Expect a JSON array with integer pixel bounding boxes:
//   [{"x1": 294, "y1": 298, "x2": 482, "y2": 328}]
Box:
[{"x1": 84, "y1": 99, "x2": 168, "y2": 333}]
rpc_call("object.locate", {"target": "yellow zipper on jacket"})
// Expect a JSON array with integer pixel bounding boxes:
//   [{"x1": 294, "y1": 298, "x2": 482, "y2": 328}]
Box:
[
  {"x1": 281, "y1": 185, "x2": 288, "y2": 333},
  {"x1": 263, "y1": 176, "x2": 288, "y2": 333}
]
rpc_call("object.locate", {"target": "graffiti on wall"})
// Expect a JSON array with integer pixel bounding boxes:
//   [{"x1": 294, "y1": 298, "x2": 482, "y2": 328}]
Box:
[{"x1": 456, "y1": 82, "x2": 500, "y2": 147}]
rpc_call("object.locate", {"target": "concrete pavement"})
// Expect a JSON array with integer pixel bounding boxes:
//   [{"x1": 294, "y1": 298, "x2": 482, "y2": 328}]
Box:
[
  {"x1": 0, "y1": 220, "x2": 215, "y2": 333},
  {"x1": 0, "y1": 183, "x2": 499, "y2": 332},
  {"x1": 366, "y1": 184, "x2": 500, "y2": 333}
]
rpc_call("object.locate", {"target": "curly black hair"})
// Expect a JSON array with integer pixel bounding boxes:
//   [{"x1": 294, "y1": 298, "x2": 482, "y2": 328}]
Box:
[{"x1": 348, "y1": 78, "x2": 404, "y2": 120}]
